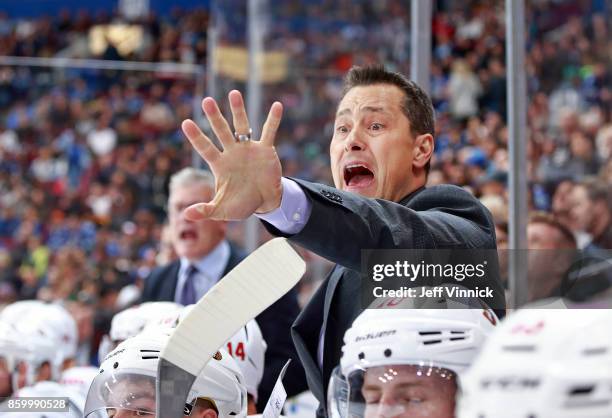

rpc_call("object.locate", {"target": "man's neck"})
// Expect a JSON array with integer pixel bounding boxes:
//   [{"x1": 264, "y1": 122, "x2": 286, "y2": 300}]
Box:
[
  {"x1": 397, "y1": 183, "x2": 426, "y2": 204},
  {"x1": 181, "y1": 240, "x2": 231, "y2": 282},
  {"x1": 184, "y1": 238, "x2": 225, "y2": 264}
]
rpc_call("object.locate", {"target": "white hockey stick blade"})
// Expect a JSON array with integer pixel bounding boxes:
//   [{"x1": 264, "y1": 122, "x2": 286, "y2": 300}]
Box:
[{"x1": 157, "y1": 237, "x2": 306, "y2": 418}]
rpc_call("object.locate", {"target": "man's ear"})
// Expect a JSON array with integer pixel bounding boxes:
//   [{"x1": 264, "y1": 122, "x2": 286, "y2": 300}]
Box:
[
  {"x1": 200, "y1": 409, "x2": 218, "y2": 418},
  {"x1": 412, "y1": 133, "x2": 434, "y2": 169}
]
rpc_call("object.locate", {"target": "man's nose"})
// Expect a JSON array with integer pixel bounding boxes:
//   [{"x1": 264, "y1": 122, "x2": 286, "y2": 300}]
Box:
[
  {"x1": 373, "y1": 396, "x2": 405, "y2": 418},
  {"x1": 344, "y1": 130, "x2": 365, "y2": 152}
]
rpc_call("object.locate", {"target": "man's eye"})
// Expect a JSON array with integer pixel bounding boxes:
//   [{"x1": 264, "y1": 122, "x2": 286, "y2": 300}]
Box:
[
  {"x1": 403, "y1": 396, "x2": 424, "y2": 404},
  {"x1": 370, "y1": 123, "x2": 384, "y2": 131},
  {"x1": 336, "y1": 126, "x2": 348, "y2": 133},
  {"x1": 134, "y1": 410, "x2": 154, "y2": 417}
]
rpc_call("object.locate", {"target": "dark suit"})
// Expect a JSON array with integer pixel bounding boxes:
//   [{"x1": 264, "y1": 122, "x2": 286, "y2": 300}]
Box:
[
  {"x1": 142, "y1": 242, "x2": 308, "y2": 410},
  {"x1": 262, "y1": 179, "x2": 506, "y2": 417}
]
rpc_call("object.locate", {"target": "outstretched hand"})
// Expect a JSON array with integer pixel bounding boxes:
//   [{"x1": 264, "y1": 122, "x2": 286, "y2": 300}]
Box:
[{"x1": 181, "y1": 90, "x2": 283, "y2": 221}]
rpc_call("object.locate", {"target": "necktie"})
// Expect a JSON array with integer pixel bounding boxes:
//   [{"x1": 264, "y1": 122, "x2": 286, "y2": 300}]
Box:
[{"x1": 180, "y1": 264, "x2": 198, "y2": 305}]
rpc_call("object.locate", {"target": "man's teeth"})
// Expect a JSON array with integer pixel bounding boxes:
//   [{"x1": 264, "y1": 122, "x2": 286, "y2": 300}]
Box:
[{"x1": 346, "y1": 164, "x2": 366, "y2": 170}]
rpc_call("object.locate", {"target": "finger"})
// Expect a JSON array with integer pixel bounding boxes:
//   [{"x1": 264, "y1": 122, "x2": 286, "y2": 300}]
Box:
[
  {"x1": 202, "y1": 97, "x2": 235, "y2": 149},
  {"x1": 181, "y1": 119, "x2": 221, "y2": 163},
  {"x1": 261, "y1": 101, "x2": 283, "y2": 146},
  {"x1": 228, "y1": 90, "x2": 251, "y2": 137},
  {"x1": 184, "y1": 202, "x2": 216, "y2": 221}
]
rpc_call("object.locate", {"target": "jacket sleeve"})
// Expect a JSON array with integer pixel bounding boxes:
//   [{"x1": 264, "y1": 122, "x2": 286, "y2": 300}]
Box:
[{"x1": 262, "y1": 179, "x2": 497, "y2": 273}]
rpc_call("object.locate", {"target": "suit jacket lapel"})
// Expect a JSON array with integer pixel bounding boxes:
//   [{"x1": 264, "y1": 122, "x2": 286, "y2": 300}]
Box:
[
  {"x1": 322, "y1": 265, "x2": 343, "y2": 333},
  {"x1": 292, "y1": 274, "x2": 329, "y2": 405},
  {"x1": 161, "y1": 261, "x2": 181, "y2": 302}
]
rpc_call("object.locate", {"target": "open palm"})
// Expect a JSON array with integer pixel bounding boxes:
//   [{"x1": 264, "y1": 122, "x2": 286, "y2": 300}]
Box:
[{"x1": 181, "y1": 90, "x2": 283, "y2": 221}]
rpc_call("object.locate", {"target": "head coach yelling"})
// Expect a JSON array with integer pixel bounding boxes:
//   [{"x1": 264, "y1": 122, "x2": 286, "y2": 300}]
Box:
[{"x1": 180, "y1": 65, "x2": 506, "y2": 417}]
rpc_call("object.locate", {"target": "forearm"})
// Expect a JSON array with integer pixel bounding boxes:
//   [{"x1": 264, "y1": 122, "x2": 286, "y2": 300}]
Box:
[
  {"x1": 260, "y1": 179, "x2": 495, "y2": 272},
  {"x1": 285, "y1": 193, "x2": 433, "y2": 271}
]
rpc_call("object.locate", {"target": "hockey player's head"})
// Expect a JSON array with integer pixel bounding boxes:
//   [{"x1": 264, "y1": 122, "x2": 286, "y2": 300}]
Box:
[
  {"x1": 146, "y1": 305, "x2": 267, "y2": 414},
  {"x1": 17, "y1": 303, "x2": 78, "y2": 381},
  {"x1": 332, "y1": 297, "x2": 497, "y2": 418},
  {"x1": 0, "y1": 302, "x2": 78, "y2": 390},
  {"x1": 85, "y1": 330, "x2": 248, "y2": 418},
  {"x1": 457, "y1": 308, "x2": 612, "y2": 418}
]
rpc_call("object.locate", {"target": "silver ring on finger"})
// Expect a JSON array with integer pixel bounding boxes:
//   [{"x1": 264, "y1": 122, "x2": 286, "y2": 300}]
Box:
[{"x1": 234, "y1": 128, "x2": 252, "y2": 143}]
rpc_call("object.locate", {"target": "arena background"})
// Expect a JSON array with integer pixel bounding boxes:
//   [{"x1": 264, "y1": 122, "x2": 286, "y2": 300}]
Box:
[{"x1": 0, "y1": 0, "x2": 610, "y2": 366}]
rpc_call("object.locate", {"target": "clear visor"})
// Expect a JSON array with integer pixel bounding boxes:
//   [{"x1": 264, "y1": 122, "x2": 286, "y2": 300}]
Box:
[
  {"x1": 328, "y1": 366, "x2": 349, "y2": 418},
  {"x1": 337, "y1": 364, "x2": 458, "y2": 418},
  {"x1": 84, "y1": 371, "x2": 156, "y2": 418}
]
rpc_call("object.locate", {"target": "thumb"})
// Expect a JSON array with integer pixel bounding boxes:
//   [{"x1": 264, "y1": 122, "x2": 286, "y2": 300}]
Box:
[{"x1": 184, "y1": 202, "x2": 216, "y2": 221}]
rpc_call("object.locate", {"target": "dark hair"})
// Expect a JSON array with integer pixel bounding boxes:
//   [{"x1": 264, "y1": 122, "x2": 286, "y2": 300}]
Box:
[
  {"x1": 576, "y1": 177, "x2": 610, "y2": 204},
  {"x1": 528, "y1": 212, "x2": 576, "y2": 248},
  {"x1": 341, "y1": 65, "x2": 435, "y2": 172}
]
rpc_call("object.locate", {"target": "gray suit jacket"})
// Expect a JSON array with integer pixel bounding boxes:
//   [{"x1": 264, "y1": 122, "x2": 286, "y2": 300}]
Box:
[{"x1": 262, "y1": 179, "x2": 505, "y2": 417}]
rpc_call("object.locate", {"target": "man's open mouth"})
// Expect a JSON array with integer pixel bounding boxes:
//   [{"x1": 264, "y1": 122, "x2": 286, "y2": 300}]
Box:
[
  {"x1": 344, "y1": 163, "x2": 374, "y2": 188},
  {"x1": 180, "y1": 230, "x2": 198, "y2": 240}
]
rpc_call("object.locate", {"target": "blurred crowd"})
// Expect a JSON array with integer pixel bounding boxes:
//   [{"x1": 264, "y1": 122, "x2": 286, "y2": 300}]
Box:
[{"x1": 0, "y1": 0, "x2": 610, "y2": 364}]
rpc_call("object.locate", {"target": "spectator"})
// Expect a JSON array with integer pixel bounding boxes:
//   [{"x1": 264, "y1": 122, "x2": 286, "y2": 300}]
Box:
[
  {"x1": 527, "y1": 212, "x2": 576, "y2": 301},
  {"x1": 569, "y1": 177, "x2": 612, "y2": 250},
  {"x1": 448, "y1": 59, "x2": 482, "y2": 121}
]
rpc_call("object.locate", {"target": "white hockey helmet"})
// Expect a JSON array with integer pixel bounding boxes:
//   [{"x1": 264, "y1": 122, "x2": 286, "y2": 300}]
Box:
[
  {"x1": 457, "y1": 308, "x2": 612, "y2": 418},
  {"x1": 333, "y1": 296, "x2": 497, "y2": 418},
  {"x1": 109, "y1": 302, "x2": 183, "y2": 342},
  {"x1": 340, "y1": 298, "x2": 498, "y2": 377},
  {"x1": 19, "y1": 303, "x2": 77, "y2": 357},
  {"x1": 143, "y1": 305, "x2": 267, "y2": 402},
  {"x1": 141, "y1": 302, "x2": 191, "y2": 331},
  {"x1": 85, "y1": 330, "x2": 248, "y2": 418},
  {"x1": 98, "y1": 302, "x2": 183, "y2": 362},
  {"x1": 0, "y1": 321, "x2": 52, "y2": 393},
  {"x1": 0, "y1": 300, "x2": 46, "y2": 324},
  {"x1": 13, "y1": 326, "x2": 60, "y2": 388},
  {"x1": 6, "y1": 303, "x2": 78, "y2": 386},
  {"x1": 224, "y1": 320, "x2": 267, "y2": 402}
]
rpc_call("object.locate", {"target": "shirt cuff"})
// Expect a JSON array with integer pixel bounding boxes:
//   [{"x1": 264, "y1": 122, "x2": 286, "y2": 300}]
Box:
[{"x1": 255, "y1": 177, "x2": 311, "y2": 235}]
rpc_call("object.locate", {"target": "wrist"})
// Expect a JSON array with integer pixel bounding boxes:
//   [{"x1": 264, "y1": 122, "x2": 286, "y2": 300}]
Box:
[{"x1": 255, "y1": 183, "x2": 283, "y2": 214}]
